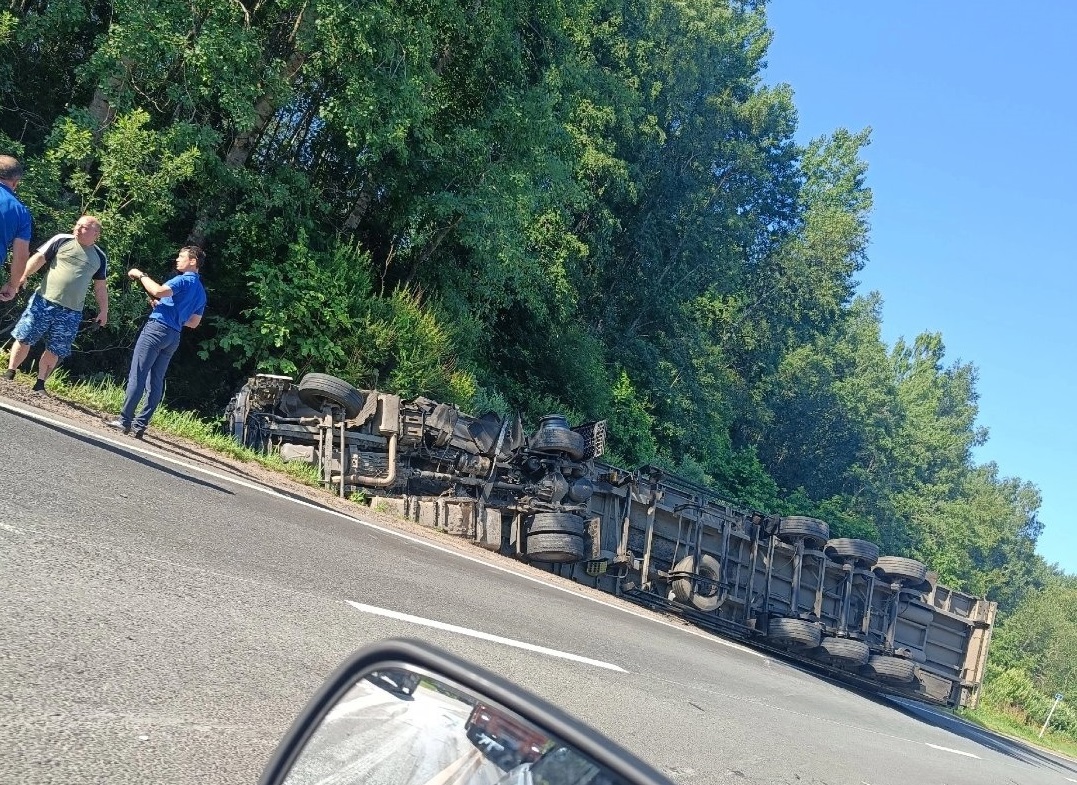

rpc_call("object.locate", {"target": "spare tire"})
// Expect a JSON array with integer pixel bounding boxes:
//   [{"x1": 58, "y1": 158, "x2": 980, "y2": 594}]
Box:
[
  {"x1": 528, "y1": 512, "x2": 587, "y2": 537},
  {"x1": 824, "y1": 538, "x2": 880, "y2": 567},
  {"x1": 526, "y1": 532, "x2": 584, "y2": 563},
  {"x1": 864, "y1": 655, "x2": 917, "y2": 683},
  {"x1": 670, "y1": 554, "x2": 724, "y2": 612},
  {"x1": 767, "y1": 618, "x2": 822, "y2": 648},
  {"x1": 529, "y1": 427, "x2": 587, "y2": 461},
  {"x1": 874, "y1": 556, "x2": 931, "y2": 592},
  {"x1": 297, "y1": 373, "x2": 365, "y2": 419},
  {"x1": 816, "y1": 637, "x2": 870, "y2": 665},
  {"x1": 777, "y1": 516, "x2": 830, "y2": 547}
]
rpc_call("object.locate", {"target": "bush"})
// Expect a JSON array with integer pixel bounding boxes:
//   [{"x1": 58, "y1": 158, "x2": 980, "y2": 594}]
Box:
[{"x1": 981, "y1": 668, "x2": 1077, "y2": 740}]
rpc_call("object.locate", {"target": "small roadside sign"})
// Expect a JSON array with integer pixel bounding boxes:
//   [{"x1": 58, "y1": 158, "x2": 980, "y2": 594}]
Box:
[{"x1": 1056, "y1": 693, "x2": 1064, "y2": 701}]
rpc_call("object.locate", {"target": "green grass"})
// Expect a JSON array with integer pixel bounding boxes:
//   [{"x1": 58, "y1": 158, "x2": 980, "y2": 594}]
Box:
[
  {"x1": 959, "y1": 704, "x2": 1077, "y2": 760},
  {"x1": 4, "y1": 367, "x2": 327, "y2": 489}
]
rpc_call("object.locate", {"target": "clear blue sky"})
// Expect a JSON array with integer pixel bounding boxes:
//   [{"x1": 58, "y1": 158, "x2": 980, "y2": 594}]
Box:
[{"x1": 762, "y1": 3, "x2": 1077, "y2": 575}]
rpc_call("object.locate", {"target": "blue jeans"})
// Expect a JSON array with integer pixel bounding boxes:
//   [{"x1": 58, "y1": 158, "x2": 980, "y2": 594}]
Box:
[{"x1": 121, "y1": 320, "x2": 181, "y2": 432}]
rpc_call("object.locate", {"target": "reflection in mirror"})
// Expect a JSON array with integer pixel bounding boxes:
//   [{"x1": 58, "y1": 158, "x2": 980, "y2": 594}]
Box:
[{"x1": 282, "y1": 664, "x2": 629, "y2": 785}]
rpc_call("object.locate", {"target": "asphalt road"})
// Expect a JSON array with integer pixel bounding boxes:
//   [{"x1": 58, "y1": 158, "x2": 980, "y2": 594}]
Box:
[{"x1": 2, "y1": 398, "x2": 1076, "y2": 785}]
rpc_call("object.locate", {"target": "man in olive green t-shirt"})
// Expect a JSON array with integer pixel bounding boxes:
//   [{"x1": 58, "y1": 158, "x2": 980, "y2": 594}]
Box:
[{"x1": 4, "y1": 216, "x2": 109, "y2": 392}]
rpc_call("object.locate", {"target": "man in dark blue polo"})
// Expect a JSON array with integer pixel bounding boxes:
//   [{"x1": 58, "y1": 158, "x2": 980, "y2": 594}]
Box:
[
  {"x1": 108, "y1": 245, "x2": 207, "y2": 438},
  {"x1": 0, "y1": 155, "x2": 31, "y2": 302}
]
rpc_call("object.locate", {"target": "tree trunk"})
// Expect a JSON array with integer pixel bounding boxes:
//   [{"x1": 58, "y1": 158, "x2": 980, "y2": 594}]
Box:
[
  {"x1": 86, "y1": 60, "x2": 132, "y2": 140},
  {"x1": 186, "y1": 3, "x2": 311, "y2": 247},
  {"x1": 342, "y1": 188, "x2": 373, "y2": 231}
]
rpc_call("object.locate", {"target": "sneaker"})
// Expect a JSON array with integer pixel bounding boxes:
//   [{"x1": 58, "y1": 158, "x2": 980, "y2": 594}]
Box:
[
  {"x1": 132, "y1": 429, "x2": 146, "y2": 440},
  {"x1": 31, "y1": 379, "x2": 46, "y2": 393},
  {"x1": 106, "y1": 419, "x2": 131, "y2": 435},
  {"x1": 2, "y1": 369, "x2": 14, "y2": 381}
]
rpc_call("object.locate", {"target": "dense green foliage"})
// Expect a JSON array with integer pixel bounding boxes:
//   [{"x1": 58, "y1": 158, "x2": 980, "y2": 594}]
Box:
[
  {"x1": 2, "y1": 0, "x2": 1072, "y2": 735},
  {"x1": 982, "y1": 573, "x2": 1077, "y2": 740}
]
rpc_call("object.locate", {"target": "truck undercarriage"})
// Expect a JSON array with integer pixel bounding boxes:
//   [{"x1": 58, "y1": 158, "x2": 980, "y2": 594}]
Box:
[{"x1": 227, "y1": 372, "x2": 996, "y2": 708}]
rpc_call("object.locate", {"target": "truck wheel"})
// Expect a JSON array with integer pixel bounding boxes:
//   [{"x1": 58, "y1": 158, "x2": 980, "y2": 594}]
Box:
[
  {"x1": 529, "y1": 427, "x2": 586, "y2": 461},
  {"x1": 777, "y1": 516, "x2": 830, "y2": 547},
  {"x1": 297, "y1": 373, "x2": 365, "y2": 419},
  {"x1": 526, "y1": 532, "x2": 584, "y2": 563},
  {"x1": 767, "y1": 618, "x2": 822, "y2": 648},
  {"x1": 873, "y1": 556, "x2": 931, "y2": 592},
  {"x1": 816, "y1": 637, "x2": 870, "y2": 665},
  {"x1": 527, "y1": 512, "x2": 587, "y2": 537},
  {"x1": 670, "y1": 554, "x2": 723, "y2": 612},
  {"x1": 864, "y1": 655, "x2": 917, "y2": 683},
  {"x1": 823, "y1": 538, "x2": 880, "y2": 567}
]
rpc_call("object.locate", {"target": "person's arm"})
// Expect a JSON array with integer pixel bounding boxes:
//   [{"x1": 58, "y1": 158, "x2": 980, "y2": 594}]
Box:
[
  {"x1": 8, "y1": 238, "x2": 29, "y2": 286},
  {"x1": 127, "y1": 268, "x2": 173, "y2": 299},
  {"x1": 0, "y1": 239, "x2": 31, "y2": 301},
  {"x1": 92, "y1": 278, "x2": 109, "y2": 326},
  {"x1": 184, "y1": 313, "x2": 202, "y2": 328},
  {"x1": 17, "y1": 250, "x2": 48, "y2": 287}
]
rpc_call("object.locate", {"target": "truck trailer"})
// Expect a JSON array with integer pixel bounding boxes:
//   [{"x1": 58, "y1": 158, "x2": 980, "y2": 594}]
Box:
[{"x1": 226, "y1": 372, "x2": 996, "y2": 708}]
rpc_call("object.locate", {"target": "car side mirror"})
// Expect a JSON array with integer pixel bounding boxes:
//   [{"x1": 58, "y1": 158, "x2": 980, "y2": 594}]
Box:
[{"x1": 259, "y1": 638, "x2": 673, "y2": 785}]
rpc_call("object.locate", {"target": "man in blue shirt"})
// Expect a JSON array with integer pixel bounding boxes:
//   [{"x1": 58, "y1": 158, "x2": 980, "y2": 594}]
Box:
[
  {"x1": 108, "y1": 245, "x2": 207, "y2": 438},
  {"x1": 0, "y1": 155, "x2": 32, "y2": 302}
]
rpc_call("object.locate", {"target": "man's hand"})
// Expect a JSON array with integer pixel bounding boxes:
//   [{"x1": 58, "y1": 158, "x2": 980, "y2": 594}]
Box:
[
  {"x1": 127, "y1": 268, "x2": 145, "y2": 281},
  {"x1": 0, "y1": 282, "x2": 15, "y2": 302},
  {"x1": 94, "y1": 310, "x2": 108, "y2": 327}
]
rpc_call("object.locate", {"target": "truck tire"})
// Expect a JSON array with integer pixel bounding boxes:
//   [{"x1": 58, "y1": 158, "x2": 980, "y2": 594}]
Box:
[
  {"x1": 777, "y1": 516, "x2": 830, "y2": 547},
  {"x1": 526, "y1": 532, "x2": 584, "y2": 563},
  {"x1": 670, "y1": 554, "x2": 723, "y2": 612},
  {"x1": 864, "y1": 655, "x2": 917, "y2": 683},
  {"x1": 529, "y1": 427, "x2": 586, "y2": 461},
  {"x1": 767, "y1": 618, "x2": 822, "y2": 648},
  {"x1": 816, "y1": 636, "x2": 870, "y2": 665},
  {"x1": 297, "y1": 373, "x2": 365, "y2": 419},
  {"x1": 823, "y1": 538, "x2": 880, "y2": 567},
  {"x1": 874, "y1": 556, "x2": 931, "y2": 592},
  {"x1": 527, "y1": 512, "x2": 587, "y2": 537}
]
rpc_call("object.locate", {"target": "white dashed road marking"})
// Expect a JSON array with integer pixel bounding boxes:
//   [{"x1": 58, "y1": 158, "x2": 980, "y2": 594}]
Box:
[
  {"x1": 924, "y1": 742, "x2": 981, "y2": 759},
  {"x1": 0, "y1": 521, "x2": 25, "y2": 535},
  {"x1": 347, "y1": 601, "x2": 627, "y2": 672}
]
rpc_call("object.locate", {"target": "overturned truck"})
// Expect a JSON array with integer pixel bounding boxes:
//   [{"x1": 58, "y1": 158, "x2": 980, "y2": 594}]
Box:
[{"x1": 227, "y1": 372, "x2": 997, "y2": 708}]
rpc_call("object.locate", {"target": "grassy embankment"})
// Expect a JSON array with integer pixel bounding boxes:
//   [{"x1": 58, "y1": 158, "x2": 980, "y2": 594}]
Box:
[
  {"x1": 4, "y1": 368, "x2": 1075, "y2": 763},
  {"x1": 959, "y1": 704, "x2": 1077, "y2": 760},
  {"x1": 3, "y1": 367, "x2": 322, "y2": 487}
]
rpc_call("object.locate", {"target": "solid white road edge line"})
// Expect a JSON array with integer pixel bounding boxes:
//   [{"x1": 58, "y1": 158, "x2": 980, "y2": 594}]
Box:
[
  {"x1": 0, "y1": 398, "x2": 762, "y2": 659},
  {"x1": 924, "y1": 742, "x2": 981, "y2": 759},
  {"x1": 347, "y1": 601, "x2": 627, "y2": 672}
]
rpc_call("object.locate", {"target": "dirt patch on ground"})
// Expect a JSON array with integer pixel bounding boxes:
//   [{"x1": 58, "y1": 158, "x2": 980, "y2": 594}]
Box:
[{"x1": 0, "y1": 377, "x2": 700, "y2": 634}]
